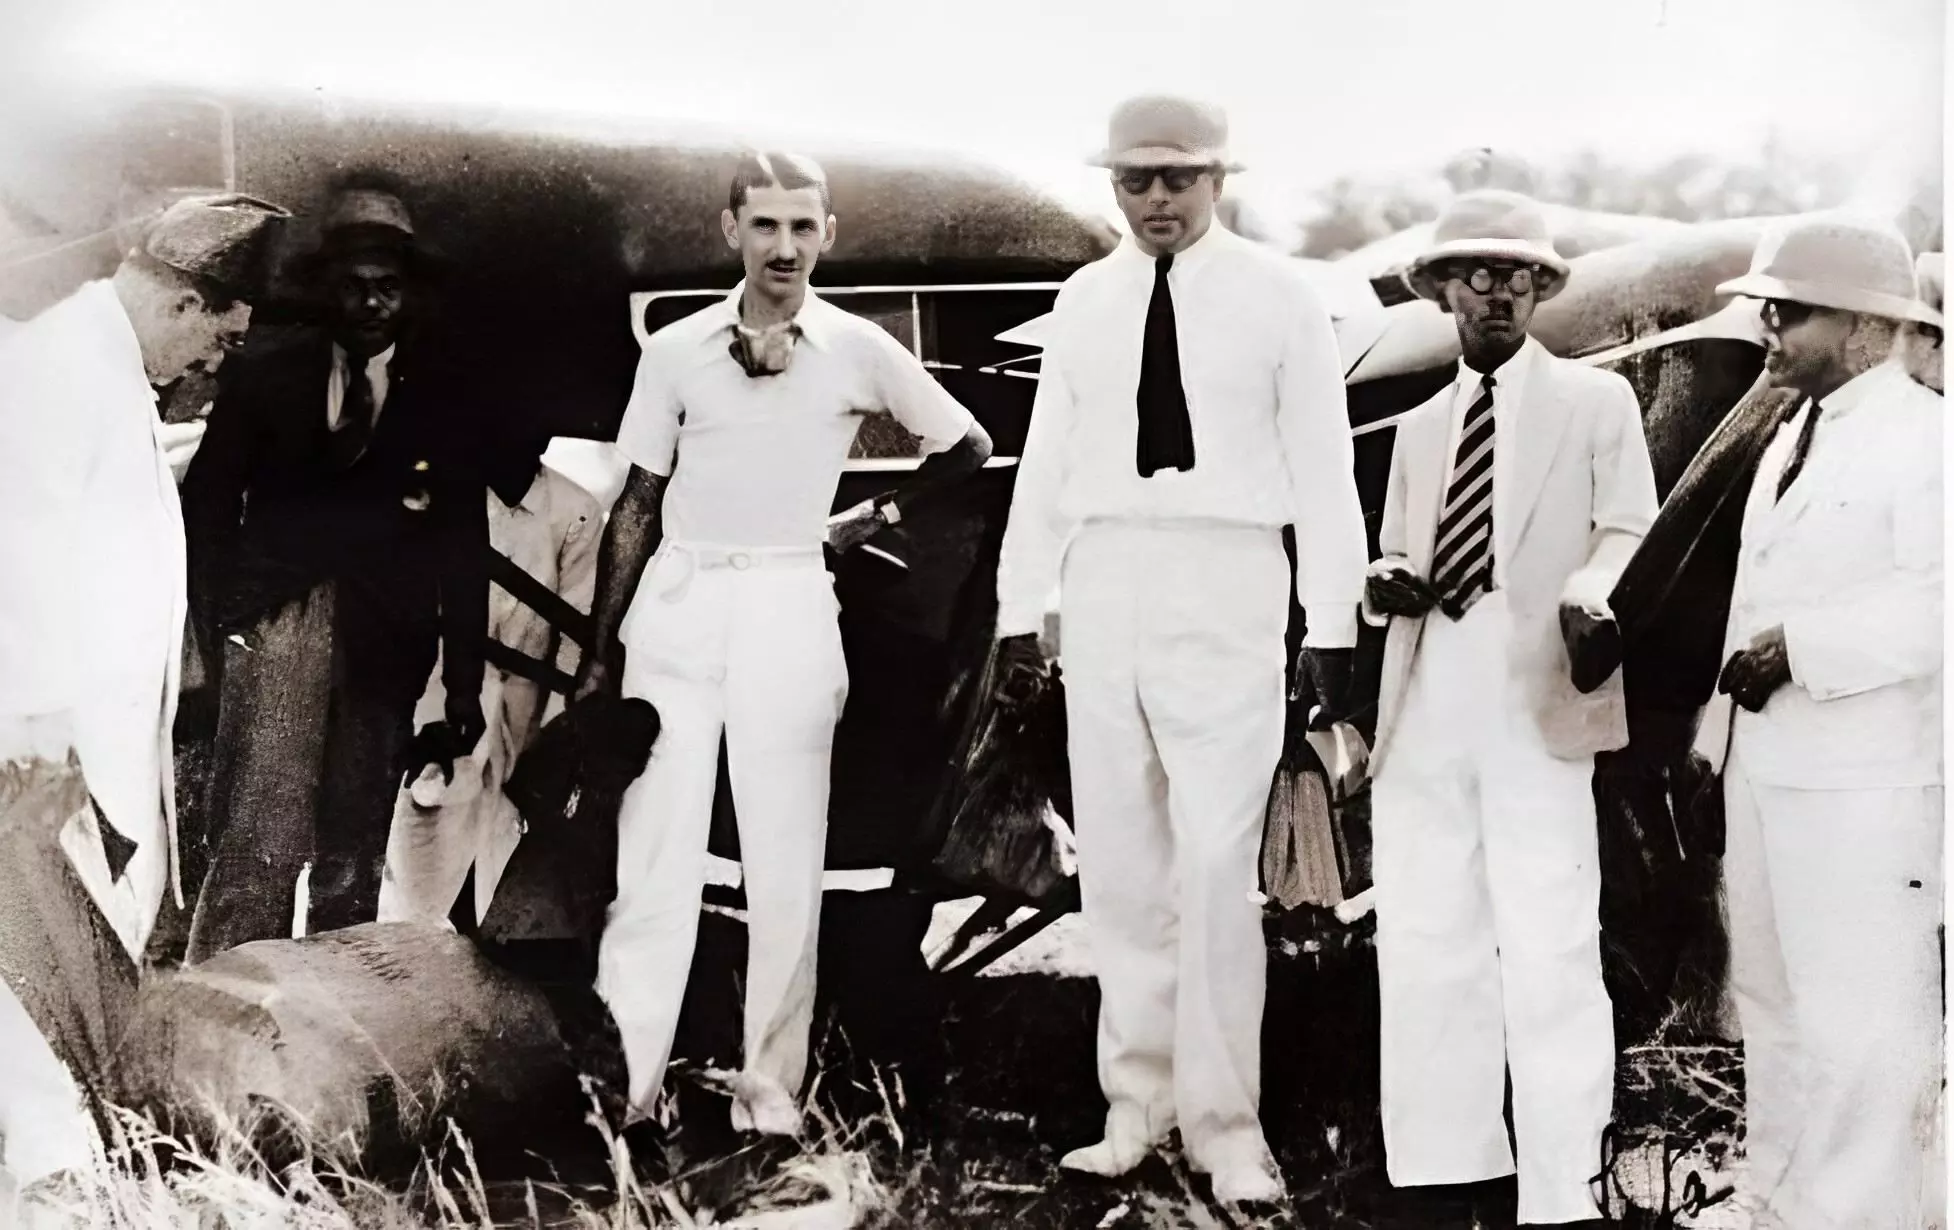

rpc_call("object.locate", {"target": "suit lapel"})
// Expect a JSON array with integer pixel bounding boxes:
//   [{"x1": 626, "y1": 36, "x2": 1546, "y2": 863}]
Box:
[
  {"x1": 1507, "y1": 343, "x2": 1575, "y2": 552},
  {"x1": 1402, "y1": 386, "x2": 1453, "y2": 573}
]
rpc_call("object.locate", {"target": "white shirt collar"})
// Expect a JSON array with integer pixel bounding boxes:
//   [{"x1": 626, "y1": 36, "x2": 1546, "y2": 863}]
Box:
[
  {"x1": 332, "y1": 342, "x2": 396, "y2": 378},
  {"x1": 1454, "y1": 334, "x2": 1539, "y2": 403},
  {"x1": 1816, "y1": 357, "x2": 1908, "y2": 421},
  {"x1": 708, "y1": 282, "x2": 838, "y2": 350},
  {"x1": 1117, "y1": 217, "x2": 1233, "y2": 280}
]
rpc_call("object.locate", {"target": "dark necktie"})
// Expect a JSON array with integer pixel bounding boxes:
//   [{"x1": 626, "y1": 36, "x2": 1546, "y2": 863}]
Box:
[
  {"x1": 1135, "y1": 252, "x2": 1196, "y2": 477},
  {"x1": 327, "y1": 359, "x2": 376, "y2": 469},
  {"x1": 1432, "y1": 373, "x2": 1497, "y2": 620},
  {"x1": 1775, "y1": 397, "x2": 1822, "y2": 501}
]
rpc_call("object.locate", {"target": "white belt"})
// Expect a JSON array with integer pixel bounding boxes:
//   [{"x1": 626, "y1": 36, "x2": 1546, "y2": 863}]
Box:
[{"x1": 654, "y1": 540, "x2": 826, "y2": 604}]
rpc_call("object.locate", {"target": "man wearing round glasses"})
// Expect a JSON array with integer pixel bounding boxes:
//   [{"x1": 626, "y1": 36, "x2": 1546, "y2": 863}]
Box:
[
  {"x1": 1363, "y1": 190, "x2": 1658, "y2": 1226},
  {"x1": 1695, "y1": 215, "x2": 1944, "y2": 1228},
  {"x1": 993, "y1": 94, "x2": 1367, "y2": 1209}
]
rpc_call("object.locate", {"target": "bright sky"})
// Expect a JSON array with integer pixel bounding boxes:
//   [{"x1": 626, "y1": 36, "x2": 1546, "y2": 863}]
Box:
[{"x1": 2, "y1": 0, "x2": 1945, "y2": 233}]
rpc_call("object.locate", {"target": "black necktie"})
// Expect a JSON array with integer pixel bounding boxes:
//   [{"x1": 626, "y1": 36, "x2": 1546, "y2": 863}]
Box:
[
  {"x1": 1775, "y1": 397, "x2": 1822, "y2": 501},
  {"x1": 1432, "y1": 373, "x2": 1497, "y2": 620},
  {"x1": 328, "y1": 359, "x2": 376, "y2": 469},
  {"x1": 1136, "y1": 252, "x2": 1196, "y2": 477}
]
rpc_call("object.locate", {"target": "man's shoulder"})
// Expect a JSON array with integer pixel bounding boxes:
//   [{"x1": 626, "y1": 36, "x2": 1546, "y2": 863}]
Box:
[
  {"x1": 539, "y1": 461, "x2": 603, "y2": 524},
  {"x1": 642, "y1": 302, "x2": 728, "y2": 356},
  {"x1": 1530, "y1": 344, "x2": 1632, "y2": 402}
]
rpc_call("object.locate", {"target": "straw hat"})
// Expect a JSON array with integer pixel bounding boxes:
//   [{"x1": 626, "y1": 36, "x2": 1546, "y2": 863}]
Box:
[
  {"x1": 1915, "y1": 251, "x2": 1944, "y2": 320},
  {"x1": 1716, "y1": 213, "x2": 1941, "y2": 327},
  {"x1": 1404, "y1": 191, "x2": 1570, "y2": 303},
  {"x1": 1088, "y1": 95, "x2": 1245, "y2": 172}
]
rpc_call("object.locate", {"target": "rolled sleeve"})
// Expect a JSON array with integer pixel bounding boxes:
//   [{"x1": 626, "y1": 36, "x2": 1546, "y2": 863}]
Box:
[
  {"x1": 614, "y1": 342, "x2": 684, "y2": 478},
  {"x1": 869, "y1": 328, "x2": 975, "y2": 454}
]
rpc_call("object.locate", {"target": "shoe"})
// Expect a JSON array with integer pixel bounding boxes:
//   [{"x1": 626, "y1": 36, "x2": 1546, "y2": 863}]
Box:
[
  {"x1": 725, "y1": 1073, "x2": 801, "y2": 1138},
  {"x1": 1211, "y1": 1163, "x2": 1286, "y2": 1205},
  {"x1": 1058, "y1": 1138, "x2": 1151, "y2": 1178}
]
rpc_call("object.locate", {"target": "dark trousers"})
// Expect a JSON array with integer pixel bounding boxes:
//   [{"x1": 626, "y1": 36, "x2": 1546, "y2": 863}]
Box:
[{"x1": 185, "y1": 583, "x2": 415, "y2": 963}]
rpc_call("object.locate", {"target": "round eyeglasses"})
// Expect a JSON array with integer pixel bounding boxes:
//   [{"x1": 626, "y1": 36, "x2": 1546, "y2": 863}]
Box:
[
  {"x1": 1453, "y1": 265, "x2": 1537, "y2": 296},
  {"x1": 1115, "y1": 166, "x2": 1213, "y2": 195}
]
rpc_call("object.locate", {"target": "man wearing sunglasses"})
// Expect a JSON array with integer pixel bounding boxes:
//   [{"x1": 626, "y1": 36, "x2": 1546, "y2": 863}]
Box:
[
  {"x1": 1363, "y1": 190, "x2": 1658, "y2": 1227},
  {"x1": 1694, "y1": 215, "x2": 1944, "y2": 1229},
  {"x1": 993, "y1": 94, "x2": 1367, "y2": 1209}
]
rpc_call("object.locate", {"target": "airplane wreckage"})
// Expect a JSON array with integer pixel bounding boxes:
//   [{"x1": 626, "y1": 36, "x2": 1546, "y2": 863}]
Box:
[{"x1": 1, "y1": 87, "x2": 1941, "y2": 1176}]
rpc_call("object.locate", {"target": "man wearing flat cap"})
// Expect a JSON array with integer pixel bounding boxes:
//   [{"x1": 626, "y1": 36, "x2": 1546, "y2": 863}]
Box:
[
  {"x1": 0, "y1": 192, "x2": 287, "y2": 1201},
  {"x1": 1363, "y1": 190, "x2": 1657, "y2": 1226},
  {"x1": 1693, "y1": 214, "x2": 1944, "y2": 1228},
  {"x1": 994, "y1": 94, "x2": 1367, "y2": 1207},
  {"x1": 181, "y1": 175, "x2": 489, "y2": 960}
]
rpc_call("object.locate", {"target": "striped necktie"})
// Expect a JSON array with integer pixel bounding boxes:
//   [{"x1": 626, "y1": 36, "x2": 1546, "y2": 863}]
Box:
[{"x1": 1431, "y1": 372, "x2": 1497, "y2": 620}]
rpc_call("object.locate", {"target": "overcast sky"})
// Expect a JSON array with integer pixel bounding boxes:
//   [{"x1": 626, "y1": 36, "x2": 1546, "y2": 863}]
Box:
[{"x1": 2, "y1": 0, "x2": 1944, "y2": 232}]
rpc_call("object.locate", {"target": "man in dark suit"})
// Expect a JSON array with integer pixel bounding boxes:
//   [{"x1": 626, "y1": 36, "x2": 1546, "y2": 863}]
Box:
[{"x1": 180, "y1": 178, "x2": 488, "y2": 962}]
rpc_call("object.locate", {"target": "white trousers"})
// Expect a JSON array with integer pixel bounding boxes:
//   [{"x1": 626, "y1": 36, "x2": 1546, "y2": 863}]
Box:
[
  {"x1": 1058, "y1": 521, "x2": 1289, "y2": 1177},
  {"x1": 0, "y1": 980, "x2": 95, "y2": 1190},
  {"x1": 1723, "y1": 743, "x2": 1945, "y2": 1229},
  {"x1": 596, "y1": 543, "x2": 847, "y2": 1117},
  {"x1": 378, "y1": 672, "x2": 526, "y2": 929},
  {"x1": 1371, "y1": 591, "x2": 1614, "y2": 1225}
]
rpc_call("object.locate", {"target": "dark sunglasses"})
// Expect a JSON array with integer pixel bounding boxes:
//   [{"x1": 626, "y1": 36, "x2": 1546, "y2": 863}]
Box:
[
  {"x1": 1445, "y1": 263, "x2": 1538, "y2": 295},
  {"x1": 1115, "y1": 165, "x2": 1214, "y2": 195},
  {"x1": 1761, "y1": 299, "x2": 1818, "y2": 331}
]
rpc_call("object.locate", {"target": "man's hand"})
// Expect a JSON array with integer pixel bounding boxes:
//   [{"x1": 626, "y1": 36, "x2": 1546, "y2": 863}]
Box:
[
  {"x1": 1366, "y1": 561, "x2": 1438, "y2": 619},
  {"x1": 1560, "y1": 600, "x2": 1623, "y2": 695},
  {"x1": 575, "y1": 642, "x2": 624, "y2": 703},
  {"x1": 827, "y1": 499, "x2": 889, "y2": 554},
  {"x1": 1297, "y1": 647, "x2": 1354, "y2": 730},
  {"x1": 444, "y1": 695, "x2": 487, "y2": 753},
  {"x1": 996, "y1": 633, "x2": 1050, "y2": 706},
  {"x1": 1718, "y1": 625, "x2": 1792, "y2": 713}
]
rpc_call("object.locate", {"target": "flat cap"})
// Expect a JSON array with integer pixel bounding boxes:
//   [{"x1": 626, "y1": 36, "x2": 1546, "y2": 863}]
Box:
[{"x1": 141, "y1": 193, "x2": 292, "y2": 299}]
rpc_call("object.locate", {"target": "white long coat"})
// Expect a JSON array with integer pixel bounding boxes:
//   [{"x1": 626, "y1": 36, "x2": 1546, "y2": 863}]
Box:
[{"x1": 0, "y1": 280, "x2": 183, "y2": 959}]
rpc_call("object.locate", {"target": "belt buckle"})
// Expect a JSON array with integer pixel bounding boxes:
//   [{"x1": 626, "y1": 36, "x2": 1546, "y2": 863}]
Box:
[{"x1": 729, "y1": 552, "x2": 752, "y2": 571}]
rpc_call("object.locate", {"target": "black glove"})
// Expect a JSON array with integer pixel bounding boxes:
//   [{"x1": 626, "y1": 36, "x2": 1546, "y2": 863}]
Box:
[
  {"x1": 996, "y1": 633, "x2": 1050, "y2": 707},
  {"x1": 1366, "y1": 564, "x2": 1438, "y2": 619},
  {"x1": 1717, "y1": 626, "x2": 1792, "y2": 713},
  {"x1": 404, "y1": 720, "x2": 472, "y2": 786},
  {"x1": 1560, "y1": 601, "x2": 1623, "y2": 695},
  {"x1": 1297, "y1": 647, "x2": 1354, "y2": 730}
]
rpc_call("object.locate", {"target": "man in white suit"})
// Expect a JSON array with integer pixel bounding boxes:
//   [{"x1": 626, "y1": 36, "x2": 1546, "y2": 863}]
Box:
[
  {"x1": 994, "y1": 95, "x2": 1367, "y2": 1209},
  {"x1": 1698, "y1": 215, "x2": 1944, "y2": 1229},
  {"x1": 0, "y1": 193, "x2": 287, "y2": 1213},
  {"x1": 1363, "y1": 191, "x2": 1658, "y2": 1227}
]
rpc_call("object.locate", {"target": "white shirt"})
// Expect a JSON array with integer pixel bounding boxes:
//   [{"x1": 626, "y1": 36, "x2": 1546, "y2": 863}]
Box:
[
  {"x1": 614, "y1": 284, "x2": 976, "y2": 548},
  {"x1": 326, "y1": 343, "x2": 394, "y2": 430},
  {"x1": 1434, "y1": 338, "x2": 1537, "y2": 591},
  {"x1": 994, "y1": 222, "x2": 1368, "y2": 645}
]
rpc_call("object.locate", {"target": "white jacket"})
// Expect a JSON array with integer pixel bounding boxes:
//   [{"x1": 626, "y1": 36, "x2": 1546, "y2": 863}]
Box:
[
  {"x1": 0, "y1": 281, "x2": 184, "y2": 915},
  {"x1": 1699, "y1": 360, "x2": 1944, "y2": 790},
  {"x1": 1366, "y1": 338, "x2": 1660, "y2": 771}
]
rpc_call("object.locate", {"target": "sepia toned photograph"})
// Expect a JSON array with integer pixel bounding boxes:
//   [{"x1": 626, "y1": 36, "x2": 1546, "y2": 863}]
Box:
[{"x1": 0, "y1": 0, "x2": 1945, "y2": 1225}]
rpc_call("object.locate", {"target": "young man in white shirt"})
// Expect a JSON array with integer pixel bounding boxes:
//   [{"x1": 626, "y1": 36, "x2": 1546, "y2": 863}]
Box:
[
  {"x1": 580, "y1": 151, "x2": 993, "y2": 1144},
  {"x1": 992, "y1": 95, "x2": 1368, "y2": 1208}
]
